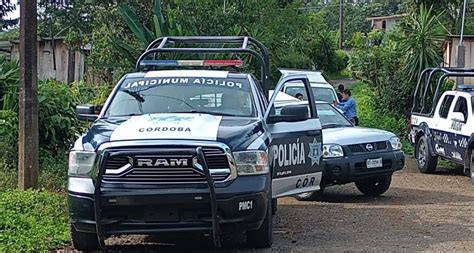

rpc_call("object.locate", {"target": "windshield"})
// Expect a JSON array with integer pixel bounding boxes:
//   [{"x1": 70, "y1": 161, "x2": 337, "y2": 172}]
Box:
[
  {"x1": 317, "y1": 103, "x2": 352, "y2": 128},
  {"x1": 105, "y1": 76, "x2": 256, "y2": 117},
  {"x1": 284, "y1": 86, "x2": 337, "y2": 103},
  {"x1": 275, "y1": 103, "x2": 352, "y2": 128}
]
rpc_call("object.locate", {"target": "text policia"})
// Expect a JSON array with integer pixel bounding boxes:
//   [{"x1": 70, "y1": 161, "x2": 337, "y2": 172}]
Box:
[{"x1": 122, "y1": 77, "x2": 244, "y2": 90}]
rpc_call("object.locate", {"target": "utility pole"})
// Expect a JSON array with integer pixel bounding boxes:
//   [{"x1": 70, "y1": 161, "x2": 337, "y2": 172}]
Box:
[
  {"x1": 18, "y1": 0, "x2": 39, "y2": 189},
  {"x1": 339, "y1": 0, "x2": 344, "y2": 49},
  {"x1": 457, "y1": 0, "x2": 468, "y2": 85}
]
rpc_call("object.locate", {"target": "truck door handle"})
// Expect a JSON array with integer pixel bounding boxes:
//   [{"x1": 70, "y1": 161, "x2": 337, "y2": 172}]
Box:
[{"x1": 306, "y1": 130, "x2": 320, "y2": 136}]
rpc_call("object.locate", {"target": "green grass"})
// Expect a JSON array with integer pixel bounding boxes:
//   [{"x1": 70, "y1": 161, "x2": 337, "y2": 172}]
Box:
[
  {"x1": 0, "y1": 154, "x2": 70, "y2": 251},
  {"x1": 0, "y1": 190, "x2": 70, "y2": 251},
  {"x1": 0, "y1": 153, "x2": 68, "y2": 192}
]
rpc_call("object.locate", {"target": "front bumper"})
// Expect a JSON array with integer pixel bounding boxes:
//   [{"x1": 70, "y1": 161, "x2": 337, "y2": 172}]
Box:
[
  {"x1": 68, "y1": 174, "x2": 270, "y2": 236},
  {"x1": 322, "y1": 150, "x2": 405, "y2": 185}
]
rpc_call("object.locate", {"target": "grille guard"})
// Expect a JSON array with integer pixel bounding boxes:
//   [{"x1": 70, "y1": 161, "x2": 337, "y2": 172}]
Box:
[{"x1": 92, "y1": 141, "x2": 234, "y2": 249}]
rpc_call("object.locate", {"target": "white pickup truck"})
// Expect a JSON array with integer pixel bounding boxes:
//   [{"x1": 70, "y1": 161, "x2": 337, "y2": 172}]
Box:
[{"x1": 409, "y1": 68, "x2": 474, "y2": 184}]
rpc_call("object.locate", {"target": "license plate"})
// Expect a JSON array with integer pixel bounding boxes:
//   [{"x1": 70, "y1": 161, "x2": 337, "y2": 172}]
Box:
[{"x1": 366, "y1": 158, "x2": 383, "y2": 168}]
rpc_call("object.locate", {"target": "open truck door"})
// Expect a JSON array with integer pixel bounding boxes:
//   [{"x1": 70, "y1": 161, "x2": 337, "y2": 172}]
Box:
[{"x1": 266, "y1": 75, "x2": 323, "y2": 198}]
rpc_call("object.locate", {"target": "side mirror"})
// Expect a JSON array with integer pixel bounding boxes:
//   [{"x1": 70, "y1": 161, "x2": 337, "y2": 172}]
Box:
[
  {"x1": 76, "y1": 104, "x2": 101, "y2": 121},
  {"x1": 451, "y1": 112, "x2": 465, "y2": 122},
  {"x1": 268, "y1": 104, "x2": 309, "y2": 123}
]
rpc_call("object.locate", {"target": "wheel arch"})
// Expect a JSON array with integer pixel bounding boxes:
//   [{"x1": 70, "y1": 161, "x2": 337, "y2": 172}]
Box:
[
  {"x1": 415, "y1": 123, "x2": 437, "y2": 157},
  {"x1": 463, "y1": 134, "x2": 474, "y2": 171}
]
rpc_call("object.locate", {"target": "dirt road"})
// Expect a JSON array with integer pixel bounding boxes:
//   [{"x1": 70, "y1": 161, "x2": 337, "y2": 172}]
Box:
[
  {"x1": 271, "y1": 158, "x2": 474, "y2": 252},
  {"x1": 90, "y1": 158, "x2": 474, "y2": 252}
]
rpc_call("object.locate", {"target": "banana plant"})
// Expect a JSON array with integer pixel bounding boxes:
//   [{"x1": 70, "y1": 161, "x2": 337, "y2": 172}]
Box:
[
  {"x1": 0, "y1": 56, "x2": 19, "y2": 140},
  {"x1": 110, "y1": 0, "x2": 185, "y2": 66},
  {"x1": 0, "y1": 56, "x2": 19, "y2": 112}
]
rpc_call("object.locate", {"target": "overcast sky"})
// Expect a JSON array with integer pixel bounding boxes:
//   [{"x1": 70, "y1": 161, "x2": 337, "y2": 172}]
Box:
[{"x1": 5, "y1": 4, "x2": 20, "y2": 20}]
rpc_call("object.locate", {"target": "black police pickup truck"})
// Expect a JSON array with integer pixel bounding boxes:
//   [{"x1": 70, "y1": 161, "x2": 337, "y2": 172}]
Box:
[{"x1": 68, "y1": 37, "x2": 324, "y2": 250}]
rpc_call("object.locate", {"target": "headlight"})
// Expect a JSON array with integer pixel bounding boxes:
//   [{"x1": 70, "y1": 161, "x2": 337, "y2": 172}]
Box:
[
  {"x1": 68, "y1": 151, "x2": 96, "y2": 176},
  {"x1": 233, "y1": 151, "x2": 269, "y2": 175},
  {"x1": 389, "y1": 137, "x2": 402, "y2": 150},
  {"x1": 323, "y1": 144, "x2": 344, "y2": 158}
]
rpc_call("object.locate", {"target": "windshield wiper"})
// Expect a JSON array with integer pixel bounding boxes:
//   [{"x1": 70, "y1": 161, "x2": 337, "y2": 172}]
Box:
[
  {"x1": 122, "y1": 90, "x2": 144, "y2": 114},
  {"x1": 122, "y1": 90, "x2": 145, "y2": 103},
  {"x1": 146, "y1": 94, "x2": 198, "y2": 111}
]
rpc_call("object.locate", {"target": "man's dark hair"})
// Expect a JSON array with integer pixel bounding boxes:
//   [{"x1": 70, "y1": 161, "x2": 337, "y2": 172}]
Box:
[
  {"x1": 338, "y1": 84, "x2": 344, "y2": 92},
  {"x1": 343, "y1": 89, "x2": 351, "y2": 96},
  {"x1": 295, "y1": 93, "x2": 303, "y2": 98}
]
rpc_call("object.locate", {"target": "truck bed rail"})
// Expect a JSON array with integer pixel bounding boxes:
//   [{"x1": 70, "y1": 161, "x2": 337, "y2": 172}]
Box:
[
  {"x1": 135, "y1": 36, "x2": 270, "y2": 98},
  {"x1": 412, "y1": 67, "x2": 474, "y2": 115}
]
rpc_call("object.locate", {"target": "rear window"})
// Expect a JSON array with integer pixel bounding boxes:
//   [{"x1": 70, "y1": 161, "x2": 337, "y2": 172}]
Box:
[
  {"x1": 105, "y1": 76, "x2": 256, "y2": 117},
  {"x1": 472, "y1": 97, "x2": 474, "y2": 114},
  {"x1": 438, "y1": 95, "x2": 455, "y2": 119},
  {"x1": 284, "y1": 86, "x2": 337, "y2": 103}
]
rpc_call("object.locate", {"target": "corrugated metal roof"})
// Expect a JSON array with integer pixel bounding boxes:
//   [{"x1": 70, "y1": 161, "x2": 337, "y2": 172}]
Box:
[{"x1": 366, "y1": 14, "x2": 407, "y2": 21}]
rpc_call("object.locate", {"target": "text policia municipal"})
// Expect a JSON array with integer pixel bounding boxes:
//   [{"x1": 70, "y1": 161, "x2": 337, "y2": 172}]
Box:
[{"x1": 123, "y1": 78, "x2": 244, "y2": 89}]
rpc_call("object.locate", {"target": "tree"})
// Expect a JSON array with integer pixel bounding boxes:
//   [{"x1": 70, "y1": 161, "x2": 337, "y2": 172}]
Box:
[
  {"x1": 321, "y1": 1, "x2": 401, "y2": 44},
  {"x1": 0, "y1": 0, "x2": 18, "y2": 30},
  {"x1": 399, "y1": 5, "x2": 447, "y2": 83},
  {"x1": 406, "y1": 0, "x2": 471, "y2": 34}
]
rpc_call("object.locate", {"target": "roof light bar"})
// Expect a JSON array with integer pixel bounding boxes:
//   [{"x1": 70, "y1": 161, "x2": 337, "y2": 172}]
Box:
[
  {"x1": 140, "y1": 59, "x2": 244, "y2": 67},
  {"x1": 204, "y1": 60, "x2": 243, "y2": 67},
  {"x1": 457, "y1": 84, "x2": 474, "y2": 91}
]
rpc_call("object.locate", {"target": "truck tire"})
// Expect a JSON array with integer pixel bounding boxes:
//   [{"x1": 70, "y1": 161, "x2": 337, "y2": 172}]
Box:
[
  {"x1": 355, "y1": 176, "x2": 392, "y2": 196},
  {"x1": 294, "y1": 187, "x2": 324, "y2": 201},
  {"x1": 417, "y1": 135, "x2": 438, "y2": 173},
  {"x1": 246, "y1": 199, "x2": 272, "y2": 248},
  {"x1": 470, "y1": 151, "x2": 474, "y2": 185},
  {"x1": 71, "y1": 225, "x2": 101, "y2": 251}
]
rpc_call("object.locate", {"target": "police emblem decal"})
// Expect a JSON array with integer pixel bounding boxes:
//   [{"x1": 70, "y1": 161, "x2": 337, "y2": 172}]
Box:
[
  {"x1": 148, "y1": 115, "x2": 194, "y2": 122},
  {"x1": 308, "y1": 138, "x2": 322, "y2": 166}
]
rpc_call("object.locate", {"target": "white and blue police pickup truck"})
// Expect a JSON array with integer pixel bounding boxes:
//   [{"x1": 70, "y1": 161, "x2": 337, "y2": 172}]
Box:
[
  {"x1": 409, "y1": 68, "x2": 474, "y2": 183},
  {"x1": 68, "y1": 37, "x2": 324, "y2": 250}
]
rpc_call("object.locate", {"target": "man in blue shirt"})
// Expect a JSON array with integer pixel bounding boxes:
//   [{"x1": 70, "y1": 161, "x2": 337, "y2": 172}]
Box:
[{"x1": 333, "y1": 89, "x2": 359, "y2": 126}]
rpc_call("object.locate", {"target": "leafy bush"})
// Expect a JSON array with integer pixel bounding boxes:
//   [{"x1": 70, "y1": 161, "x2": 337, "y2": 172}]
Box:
[
  {"x1": 38, "y1": 80, "x2": 80, "y2": 155},
  {"x1": 352, "y1": 82, "x2": 414, "y2": 155},
  {"x1": 71, "y1": 81, "x2": 113, "y2": 105},
  {"x1": 0, "y1": 165, "x2": 16, "y2": 191},
  {"x1": 0, "y1": 190, "x2": 69, "y2": 251},
  {"x1": 0, "y1": 110, "x2": 18, "y2": 169},
  {"x1": 0, "y1": 150, "x2": 68, "y2": 192},
  {"x1": 0, "y1": 56, "x2": 19, "y2": 168},
  {"x1": 348, "y1": 31, "x2": 412, "y2": 116},
  {"x1": 0, "y1": 76, "x2": 112, "y2": 169},
  {"x1": 332, "y1": 49, "x2": 349, "y2": 73},
  {"x1": 2, "y1": 80, "x2": 88, "y2": 166},
  {"x1": 0, "y1": 56, "x2": 19, "y2": 110},
  {"x1": 38, "y1": 151, "x2": 68, "y2": 191}
]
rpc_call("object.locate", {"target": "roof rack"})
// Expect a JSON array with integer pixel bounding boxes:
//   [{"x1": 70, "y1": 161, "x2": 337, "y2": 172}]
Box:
[
  {"x1": 412, "y1": 67, "x2": 474, "y2": 115},
  {"x1": 135, "y1": 36, "x2": 270, "y2": 97}
]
